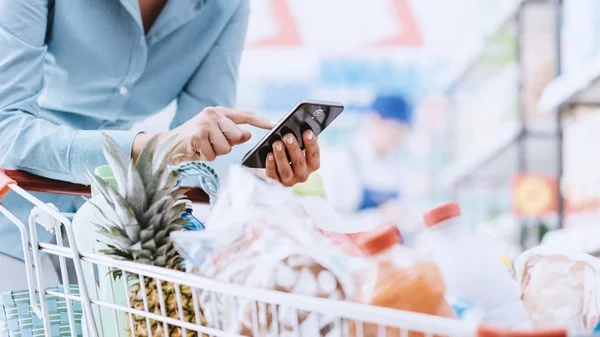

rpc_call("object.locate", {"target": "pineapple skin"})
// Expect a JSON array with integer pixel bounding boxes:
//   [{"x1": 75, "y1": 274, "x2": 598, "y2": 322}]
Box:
[{"x1": 128, "y1": 278, "x2": 206, "y2": 337}]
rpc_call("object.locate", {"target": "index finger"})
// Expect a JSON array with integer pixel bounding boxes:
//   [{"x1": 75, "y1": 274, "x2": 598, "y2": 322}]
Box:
[{"x1": 223, "y1": 109, "x2": 275, "y2": 130}]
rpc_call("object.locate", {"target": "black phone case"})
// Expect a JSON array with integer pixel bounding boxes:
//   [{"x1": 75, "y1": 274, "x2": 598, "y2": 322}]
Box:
[{"x1": 242, "y1": 100, "x2": 344, "y2": 168}]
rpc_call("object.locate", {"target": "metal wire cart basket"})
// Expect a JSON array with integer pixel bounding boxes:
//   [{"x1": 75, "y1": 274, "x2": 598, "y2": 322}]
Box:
[{"x1": 0, "y1": 168, "x2": 583, "y2": 337}]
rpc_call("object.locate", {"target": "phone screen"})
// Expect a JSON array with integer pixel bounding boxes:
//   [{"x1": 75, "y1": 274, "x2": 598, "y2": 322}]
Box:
[{"x1": 242, "y1": 101, "x2": 344, "y2": 168}]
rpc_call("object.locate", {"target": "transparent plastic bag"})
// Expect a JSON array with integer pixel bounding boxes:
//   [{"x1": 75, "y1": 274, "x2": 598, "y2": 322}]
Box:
[
  {"x1": 515, "y1": 246, "x2": 600, "y2": 334},
  {"x1": 172, "y1": 166, "x2": 363, "y2": 336},
  {"x1": 172, "y1": 167, "x2": 458, "y2": 337},
  {"x1": 347, "y1": 225, "x2": 456, "y2": 337}
]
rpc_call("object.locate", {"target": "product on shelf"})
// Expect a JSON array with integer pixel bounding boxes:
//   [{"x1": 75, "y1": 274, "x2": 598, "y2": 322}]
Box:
[
  {"x1": 514, "y1": 246, "x2": 600, "y2": 334},
  {"x1": 349, "y1": 225, "x2": 455, "y2": 337},
  {"x1": 521, "y1": 2, "x2": 557, "y2": 125},
  {"x1": 561, "y1": 0, "x2": 600, "y2": 75},
  {"x1": 424, "y1": 202, "x2": 531, "y2": 329}
]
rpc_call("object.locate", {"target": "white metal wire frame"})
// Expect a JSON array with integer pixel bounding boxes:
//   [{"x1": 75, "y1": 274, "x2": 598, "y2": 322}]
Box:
[{"x1": 0, "y1": 181, "x2": 574, "y2": 337}]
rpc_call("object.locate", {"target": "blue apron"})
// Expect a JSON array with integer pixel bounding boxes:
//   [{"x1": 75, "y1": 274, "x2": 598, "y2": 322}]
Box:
[{"x1": 350, "y1": 148, "x2": 399, "y2": 211}]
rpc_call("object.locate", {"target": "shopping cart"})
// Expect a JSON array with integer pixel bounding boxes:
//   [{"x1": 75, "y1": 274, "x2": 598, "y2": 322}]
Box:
[{"x1": 0, "y1": 168, "x2": 574, "y2": 337}]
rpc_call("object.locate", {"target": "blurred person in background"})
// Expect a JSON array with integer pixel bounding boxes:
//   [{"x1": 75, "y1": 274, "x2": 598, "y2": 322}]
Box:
[
  {"x1": 0, "y1": 0, "x2": 320, "y2": 291},
  {"x1": 319, "y1": 94, "x2": 414, "y2": 232}
]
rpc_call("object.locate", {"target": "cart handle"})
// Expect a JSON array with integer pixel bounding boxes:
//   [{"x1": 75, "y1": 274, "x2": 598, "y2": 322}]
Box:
[
  {"x1": 477, "y1": 326, "x2": 567, "y2": 337},
  {"x1": 0, "y1": 169, "x2": 16, "y2": 200},
  {"x1": 0, "y1": 169, "x2": 210, "y2": 203}
]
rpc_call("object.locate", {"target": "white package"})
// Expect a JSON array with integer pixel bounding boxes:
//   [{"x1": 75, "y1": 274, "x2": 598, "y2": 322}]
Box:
[{"x1": 514, "y1": 246, "x2": 600, "y2": 333}]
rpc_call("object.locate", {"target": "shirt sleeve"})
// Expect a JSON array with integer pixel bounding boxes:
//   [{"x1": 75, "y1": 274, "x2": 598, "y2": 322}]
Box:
[
  {"x1": 0, "y1": 0, "x2": 137, "y2": 184},
  {"x1": 171, "y1": 0, "x2": 250, "y2": 128}
]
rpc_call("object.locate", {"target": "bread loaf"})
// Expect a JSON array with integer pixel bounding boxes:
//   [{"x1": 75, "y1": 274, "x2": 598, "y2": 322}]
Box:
[{"x1": 238, "y1": 254, "x2": 346, "y2": 337}]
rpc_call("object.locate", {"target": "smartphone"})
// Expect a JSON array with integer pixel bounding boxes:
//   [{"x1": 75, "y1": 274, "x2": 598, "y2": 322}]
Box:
[{"x1": 242, "y1": 100, "x2": 344, "y2": 168}]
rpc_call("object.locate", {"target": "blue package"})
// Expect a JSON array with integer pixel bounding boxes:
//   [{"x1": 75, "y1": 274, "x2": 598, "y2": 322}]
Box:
[{"x1": 447, "y1": 297, "x2": 483, "y2": 322}]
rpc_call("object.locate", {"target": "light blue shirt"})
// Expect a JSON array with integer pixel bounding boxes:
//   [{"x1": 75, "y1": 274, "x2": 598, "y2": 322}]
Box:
[{"x1": 0, "y1": 0, "x2": 249, "y2": 260}]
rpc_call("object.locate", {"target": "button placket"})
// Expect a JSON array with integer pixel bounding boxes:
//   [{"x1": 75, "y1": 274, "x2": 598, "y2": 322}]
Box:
[{"x1": 116, "y1": 34, "x2": 147, "y2": 100}]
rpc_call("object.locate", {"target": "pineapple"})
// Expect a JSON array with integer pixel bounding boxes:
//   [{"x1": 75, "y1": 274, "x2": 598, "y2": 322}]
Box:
[{"x1": 88, "y1": 133, "x2": 205, "y2": 337}]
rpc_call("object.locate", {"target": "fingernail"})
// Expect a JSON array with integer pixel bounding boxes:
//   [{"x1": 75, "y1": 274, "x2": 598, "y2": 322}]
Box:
[
  {"x1": 285, "y1": 134, "x2": 294, "y2": 144},
  {"x1": 275, "y1": 143, "x2": 283, "y2": 151},
  {"x1": 268, "y1": 153, "x2": 274, "y2": 161},
  {"x1": 306, "y1": 131, "x2": 314, "y2": 140},
  {"x1": 270, "y1": 120, "x2": 277, "y2": 126}
]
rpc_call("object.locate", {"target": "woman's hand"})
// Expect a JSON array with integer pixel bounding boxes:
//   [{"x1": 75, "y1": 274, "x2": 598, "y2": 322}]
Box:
[
  {"x1": 265, "y1": 130, "x2": 320, "y2": 187},
  {"x1": 132, "y1": 106, "x2": 322, "y2": 187},
  {"x1": 132, "y1": 106, "x2": 274, "y2": 163}
]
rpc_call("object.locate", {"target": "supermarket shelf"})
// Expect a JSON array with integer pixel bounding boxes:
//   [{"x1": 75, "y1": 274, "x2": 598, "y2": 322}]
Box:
[
  {"x1": 439, "y1": 125, "x2": 558, "y2": 189},
  {"x1": 537, "y1": 55, "x2": 600, "y2": 113},
  {"x1": 438, "y1": 0, "x2": 525, "y2": 91},
  {"x1": 440, "y1": 124, "x2": 522, "y2": 189}
]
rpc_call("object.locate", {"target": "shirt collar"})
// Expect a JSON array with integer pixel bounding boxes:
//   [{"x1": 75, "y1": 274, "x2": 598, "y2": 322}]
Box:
[
  {"x1": 118, "y1": 0, "x2": 143, "y2": 30},
  {"x1": 118, "y1": 0, "x2": 208, "y2": 43}
]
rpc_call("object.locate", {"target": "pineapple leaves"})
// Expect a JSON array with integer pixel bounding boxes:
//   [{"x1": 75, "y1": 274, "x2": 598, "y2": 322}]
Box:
[
  {"x1": 147, "y1": 213, "x2": 164, "y2": 235},
  {"x1": 154, "y1": 256, "x2": 167, "y2": 266},
  {"x1": 101, "y1": 132, "x2": 129, "y2": 197},
  {"x1": 123, "y1": 223, "x2": 141, "y2": 243},
  {"x1": 142, "y1": 195, "x2": 170, "y2": 224},
  {"x1": 88, "y1": 133, "x2": 193, "y2": 270},
  {"x1": 140, "y1": 227, "x2": 155, "y2": 243},
  {"x1": 134, "y1": 134, "x2": 160, "y2": 182},
  {"x1": 86, "y1": 171, "x2": 115, "y2": 209},
  {"x1": 87, "y1": 170, "x2": 133, "y2": 227},
  {"x1": 141, "y1": 239, "x2": 156, "y2": 251},
  {"x1": 170, "y1": 187, "x2": 189, "y2": 202},
  {"x1": 86, "y1": 199, "x2": 119, "y2": 229},
  {"x1": 126, "y1": 160, "x2": 147, "y2": 220},
  {"x1": 136, "y1": 258, "x2": 153, "y2": 265},
  {"x1": 152, "y1": 134, "x2": 179, "y2": 169},
  {"x1": 156, "y1": 243, "x2": 169, "y2": 256},
  {"x1": 99, "y1": 230, "x2": 135, "y2": 254}
]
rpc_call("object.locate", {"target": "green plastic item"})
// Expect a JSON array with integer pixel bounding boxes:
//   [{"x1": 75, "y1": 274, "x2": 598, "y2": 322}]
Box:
[
  {"x1": 291, "y1": 172, "x2": 327, "y2": 200},
  {"x1": 90, "y1": 165, "x2": 117, "y2": 196},
  {"x1": 75, "y1": 164, "x2": 127, "y2": 336},
  {"x1": 0, "y1": 285, "x2": 83, "y2": 337}
]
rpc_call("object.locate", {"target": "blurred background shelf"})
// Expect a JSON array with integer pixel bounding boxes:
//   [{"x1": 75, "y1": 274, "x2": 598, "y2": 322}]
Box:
[
  {"x1": 435, "y1": 0, "x2": 562, "y2": 238},
  {"x1": 440, "y1": 125, "x2": 558, "y2": 189},
  {"x1": 438, "y1": 0, "x2": 549, "y2": 92},
  {"x1": 538, "y1": 55, "x2": 600, "y2": 112}
]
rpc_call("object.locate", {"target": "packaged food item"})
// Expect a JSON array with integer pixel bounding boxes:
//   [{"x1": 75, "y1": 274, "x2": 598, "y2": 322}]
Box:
[
  {"x1": 172, "y1": 166, "x2": 364, "y2": 336},
  {"x1": 292, "y1": 172, "x2": 357, "y2": 235},
  {"x1": 316, "y1": 228, "x2": 365, "y2": 256},
  {"x1": 514, "y1": 246, "x2": 600, "y2": 334},
  {"x1": 446, "y1": 297, "x2": 483, "y2": 323},
  {"x1": 350, "y1": 225, "x2": 456, "y2": 337},
  {"x1": 498, "y1": 255, "x2": 516, "y2": 279},
  {"x1": 424, "y1": 202, "x2": 531, "y2": 329}
]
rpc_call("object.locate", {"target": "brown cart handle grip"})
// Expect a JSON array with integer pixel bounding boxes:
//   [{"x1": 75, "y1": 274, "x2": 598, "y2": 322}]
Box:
[
  {"x1": 477, "y1": 326, "x2": 567, "y2": 337},
  {"x1": 0, "y1": 169, "x2": 210, "y2": 203},
  {"x1": 0, "y1": 169, "x2": 16, "y2": 200}
]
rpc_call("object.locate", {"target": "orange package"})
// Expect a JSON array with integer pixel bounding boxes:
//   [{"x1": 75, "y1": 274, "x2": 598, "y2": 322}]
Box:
[{"x1": 350, "y1": 225, "x2": 455, "y2": 337}]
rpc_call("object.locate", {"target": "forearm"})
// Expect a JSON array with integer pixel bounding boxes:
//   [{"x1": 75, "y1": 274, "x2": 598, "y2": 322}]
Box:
[{"x1": 0, "y1": 110, "x2": 137, "y2": 184}]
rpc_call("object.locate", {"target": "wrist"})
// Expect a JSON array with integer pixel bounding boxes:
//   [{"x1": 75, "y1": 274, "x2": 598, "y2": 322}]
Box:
[{"x1": 132, "y1": 132, "x2": 157, "y2": 161}]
